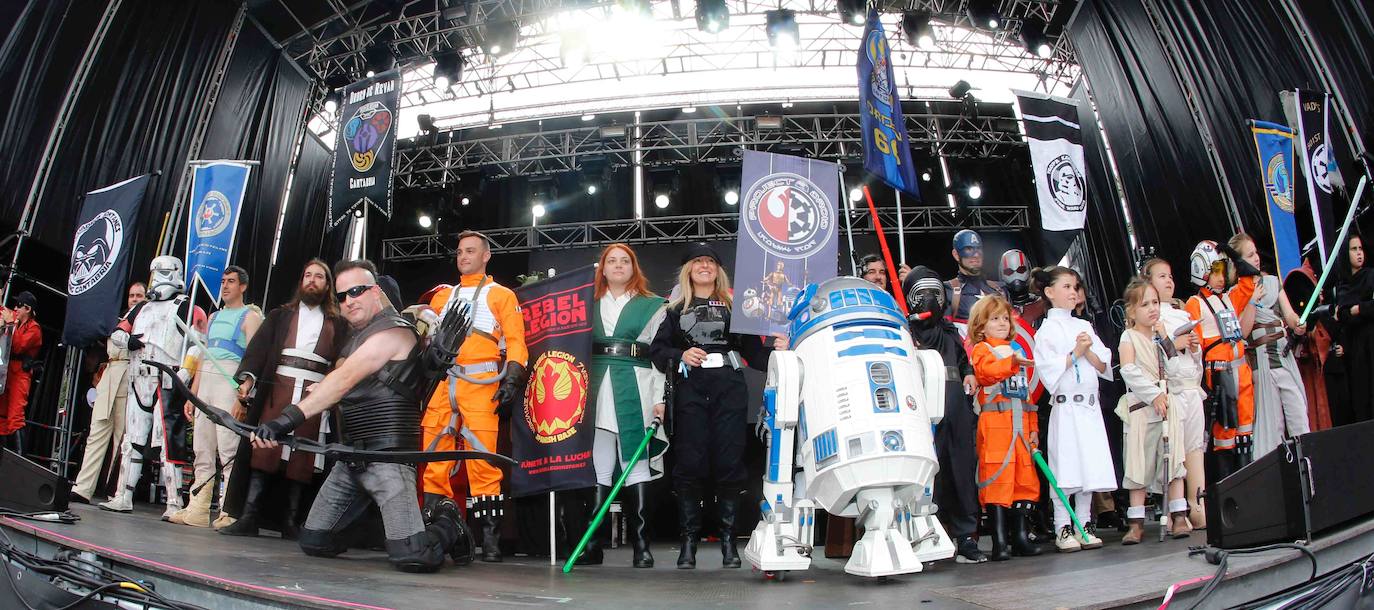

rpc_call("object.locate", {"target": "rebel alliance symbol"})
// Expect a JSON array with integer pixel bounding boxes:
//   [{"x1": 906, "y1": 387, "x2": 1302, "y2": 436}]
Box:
[
  {"x1": 195, "y1": 190, "x2": 232, "y2": 238},
  {"x1": 344, "y1": 101, "x2": 393, "y2": 173},
  {"x1": 69, "y1": 210, "x2": 125, "y2": 296},
  {"x1": 743, "y1": 172, "x2": 835, "y2": 259},
  {"x1": 1045, "y1": 153, "x2": 1086, "y2": 212},
  {"x1": 1312, "y1": 143, "x2": 1333, "y2": 195}
]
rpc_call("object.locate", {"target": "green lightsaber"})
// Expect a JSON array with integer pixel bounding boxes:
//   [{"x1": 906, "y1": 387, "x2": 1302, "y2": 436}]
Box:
[
  {"x1": 1299, "y1": 174, "x2": 1367, "y2": 325},
  {"x1": 562, "y1": 418, "x2": 661, "y2": 573},
  {"x1": 1022, "y1": 435, "x2": 1091, "y2": 544}
]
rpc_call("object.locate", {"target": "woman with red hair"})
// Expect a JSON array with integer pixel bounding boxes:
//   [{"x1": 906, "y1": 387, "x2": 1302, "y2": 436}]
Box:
[{"x1": 576, "y1": 243, "x2": 669, "y2": 568}]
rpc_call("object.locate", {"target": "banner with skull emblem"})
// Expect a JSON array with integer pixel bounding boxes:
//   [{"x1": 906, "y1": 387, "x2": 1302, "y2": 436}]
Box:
[
  {"x1": 731, "y1": 150, "x2": 840, "y2": 336},
  {"x1": 62, "y1": 174, "x2": 151, "y2": 347},
  {"x1": 511, "y1": 266, "x2": 597, "y2": 497},
  {"x1": 1013, "y1": 90, "x2": 1088, "y2": 232},
  {"x1": 328, "y1": 70, "x2": 400, "y2": 228}
]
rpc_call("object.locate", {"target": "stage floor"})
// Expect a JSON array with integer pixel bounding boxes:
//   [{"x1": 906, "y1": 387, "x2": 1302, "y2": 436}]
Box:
[{"x1": 3, "y1": 503, "x2": 1371, "y2": 609}]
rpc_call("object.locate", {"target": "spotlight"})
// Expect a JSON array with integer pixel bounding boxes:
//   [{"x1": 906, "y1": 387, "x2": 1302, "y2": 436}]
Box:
[
  {"x1": 921, "y1": 171, "x2": 932, "y2": 182},
  {"x1": 586, "y1": 185, "x2": 598, "y2": 195},
  {"x1": 695, "y1": 0, "x2": 730, "y2": 33},
  {"x1": 532, "y1": 203, "x2": 547, "y2": 218},
  {"x1": 968, "y1": 184, "x2": 983, "y2": 200},
  {"x1": 432, "y1": 49, "x2": 463, "y2": 89},
  {"x1": 967, "y1": 0, "x2": 1001, "y2": 29},
  {"x1": 724, "y1": 190, "x2": 739, "y2": 205},
  {"x1": 900, "y1": 10, "x2": 936, "y2": 49},
  {"x1": 323, "y1": 95, "x2": 338, "y2": 114},
  {"x1": 417, "y1": 114, "x2": 437, "y2": 132},
  {"x1": 418, "y1": 214, "x2": 433, "y2": 228},
  {"x1": 1020, "y1": 17, "x2": 1053, "y2": 58},
  {"x1": 654, "y1": 194, "x2": 670, "y2": 209},
  {"x1": 948, "y1": 80, "x2": 973, "y2": 99},
  {"x1": 849, "y1": 188, "x2": 863, "y2": 203},
  {"x1": 781, "y1": 99, "x2": 793, "y2": 108},
  {"x1": 837, "y1": 0, "x2": 866, "y2": 26},
  {"x1": 366, "y1": 70, "x2": 376, "y2": 78},
  {"x1": 461, "y1": 196, "x2": 471, "y2": 206},
  {"x1": 682, "y1": 106, "x2": 697, "y2": 113},
  {"x1": 482, "y1": 20, "x2": 518, "y2": 57},
  {"x1": 364, "y1": 44, "x2": 395, "y2": 76},
  {"x1": 582, "y1": 113, "x2": 596, "y2": 121},
  {"x1": 765, "y1": 9, "x2": 800, "y2": 50}
]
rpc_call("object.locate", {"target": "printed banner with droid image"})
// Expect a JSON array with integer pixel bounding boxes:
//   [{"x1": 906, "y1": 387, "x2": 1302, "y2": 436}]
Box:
[{"x1": 731, "y1": 150, "x2": 840, "y2": 336}]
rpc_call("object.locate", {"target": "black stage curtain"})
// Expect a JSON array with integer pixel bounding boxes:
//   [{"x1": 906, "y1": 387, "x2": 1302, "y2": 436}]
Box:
[
  {"x1": 195, "y1": 21, "x2": 310, "y2": 306},
  {"x1": 1300, "y1": 0, "x2": 1374, "y2": 158},
  {"x1": 1070, "y1": 81, "x2": 1136, "y2": 310},
  {"x1": 266, "y1": 133, "x2": 343, "y2": 309}
]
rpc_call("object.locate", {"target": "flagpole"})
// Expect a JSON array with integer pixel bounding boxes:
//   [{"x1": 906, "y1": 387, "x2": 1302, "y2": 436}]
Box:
[
  {"x1": 894, "y1": 189, "x2": 906, "y2": 266},
  {"x1": 549, "y1": 491, "x2": 557, "y2": 566},
  {"x1": 840, "y1": 165, "x2": 858, "y2": 275}
]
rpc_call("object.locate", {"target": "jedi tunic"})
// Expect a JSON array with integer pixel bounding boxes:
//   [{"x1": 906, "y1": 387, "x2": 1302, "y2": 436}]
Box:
[
  {"x1": 1248, "y1": 274, "x2": 1309, "y2": 457},
  {"x1": 1116, "y1": 328, "x2": 1186, "y2": 493},
  {"x1": 590, "y1": 293, "x2": 669, "y2": 484}
]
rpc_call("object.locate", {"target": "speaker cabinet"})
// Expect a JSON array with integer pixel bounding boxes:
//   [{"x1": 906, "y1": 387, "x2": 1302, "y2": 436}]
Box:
[
  {"x1": 1208, "y1": 420, "x2": 1374, "y2": 549},
  {"x1": 0, "y1": 448, "x2": 70, "y2": 513}
]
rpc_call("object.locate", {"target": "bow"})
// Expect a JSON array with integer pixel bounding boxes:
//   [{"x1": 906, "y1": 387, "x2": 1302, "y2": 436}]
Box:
[{"x1": 146, "y1": 361, "x2": 516, "y2": 467}]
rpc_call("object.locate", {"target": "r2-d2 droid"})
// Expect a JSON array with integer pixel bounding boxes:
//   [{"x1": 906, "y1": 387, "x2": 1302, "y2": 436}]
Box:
[{"x1": 743, "y1": 277, "x2": 955, "y2": 578}]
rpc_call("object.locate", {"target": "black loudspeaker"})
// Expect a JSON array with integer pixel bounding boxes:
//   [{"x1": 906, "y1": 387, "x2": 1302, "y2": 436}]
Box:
[
  {"x1": 1208, "y1": 420, "x2": 1374, "y2": 548},
  {"x1": 0, "y1": 448, "x2": 70, "y2": 513}
]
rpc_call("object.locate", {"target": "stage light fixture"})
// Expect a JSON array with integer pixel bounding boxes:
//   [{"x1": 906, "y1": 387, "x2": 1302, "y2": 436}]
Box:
[
  {"x1": 323, "y1": 95, "x2": 338, "y2": 114},
  {"x1": 532, "y1": 203, "x2": 547, "y2": 218},
  {"x1": 1019, "y1": 17, "x2": 1053, "y2": 58},
  {"x1": 586, "y1": 185, "x2": 598, "y2": 195},
  {"x1": 695, "y1": 0, "x2": 730, "y2": 33},
  {"x1": 363, "y1": 44, "x2": 395, "y2": 76},
  {"x1": 948, "y1": 80, "x2": 973, "y2": 99},
  {"x1": 849, "y1": 188, "x2": 863, "y2": 202},
  {"x1": 921, "y1": 171, "x2": 932, "y2": 182},
  {"x1": 900, "y1": 11, "x2": 936, "y2": 49},
  {"x1": 682, "y1": 106, "x2": 698, "y2": 113},
  {"x1": 836, "y1": 0, "x2": 866, "y2": 26},
  {"x1": 582, "y1": 114, "x2": 596, "y2": 121},
  {"x1": 724, "y1": 190, "x2": 739, "y2": 206},
  {"x1": 781, "y1": 99, "x2": 793, "y2": 108},
  {"x1": 967, "y1": 0, "x2": 1001, "y2": 29},
  {"x1": 654, "y1": 194, "x2": 670, "y2": 209},
  {"x1": 417, "y1": 114, "x2": 437, "y2": 133},
  {"x1": 968, "y1": 184, "x2": 983, "y2": 200},
  {"x1": 432, "y1": 50, "x2": 463, "y2": 89},
  {"x1": 366, "y1": 70, "x2": 376, "y2": 78},
  {"x1": 418, "y1": 214, "x2": 433, "y2": 228},
  {"x1": 765, "y1": 9, "x2": 800, "y2": 50},
  {"x1": 482, "y1": 20, "x2": 519, "y2": 57},
  {"x1": 461, "y1": 196, "x2": 471, "y2": 206}
]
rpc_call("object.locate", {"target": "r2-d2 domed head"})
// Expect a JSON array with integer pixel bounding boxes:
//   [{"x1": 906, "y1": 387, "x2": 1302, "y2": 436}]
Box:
[{"x1": 148, "y1": 255, "x2": 185, "y2": 300}]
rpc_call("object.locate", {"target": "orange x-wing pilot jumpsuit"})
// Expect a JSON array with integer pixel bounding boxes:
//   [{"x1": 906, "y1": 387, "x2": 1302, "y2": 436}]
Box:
[
  {"x1": 422, "y1": 273, "x2": 527, "y2": 507},
  {"x1": 1184, "y1": 276, "x2": 1257, "y2": 455}
]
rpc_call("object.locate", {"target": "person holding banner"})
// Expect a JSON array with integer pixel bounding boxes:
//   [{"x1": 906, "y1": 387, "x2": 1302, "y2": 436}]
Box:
[
  {"x1": 945, "y1": 230, "x2": 1005, "y2": 323},
  {"x1": 576, "y1": 244, "x2": 670, "y2": 568},
  {"x1": 170, "y1": 266, "x2": 262, "y2": 529},
  {"x1": 1228, "y1": 234, "x2": 1310, "y2": 457},
  {"x1": 421, "y1": 230, "x2": 528, "y2": 563},
  {"x1": 0, "y1": 291, "x2": 42, "y2": 451},
  {"x1": 71, "y1": 282, "x2": 146, "y2": 504},
  {"x1": 650, "y1": 243, "x2": 784, "y2": 570},
  {"x1": 1330, "y1": 233, "x2": 1374, "y2": 424}
]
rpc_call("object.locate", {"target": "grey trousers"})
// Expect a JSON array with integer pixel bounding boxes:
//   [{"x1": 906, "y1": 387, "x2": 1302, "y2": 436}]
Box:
[{"x1": 303, "y1": 461, "x2": 426, "y2": 541}]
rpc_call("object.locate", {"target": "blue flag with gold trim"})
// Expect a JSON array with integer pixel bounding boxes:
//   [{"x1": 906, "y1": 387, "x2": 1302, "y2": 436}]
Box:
[
  {"x1": 1249, "y1": 120, "x2": 1299, "y2": 278},
  {"x1": 185, "y1": 161, "x2": 251, "y2": 305},
  {"x1": 857, "y1": 9, "x2": 919, "y2": 198}
]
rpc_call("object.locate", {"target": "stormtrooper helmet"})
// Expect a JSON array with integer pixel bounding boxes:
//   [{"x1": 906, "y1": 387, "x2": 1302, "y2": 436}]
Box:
[
  {"x1": 148, "y1": 255, "x2": 185, "y2": 301},
  {"x1": 1000, "y1": 249, "x2": 1032, "y2": 295}
]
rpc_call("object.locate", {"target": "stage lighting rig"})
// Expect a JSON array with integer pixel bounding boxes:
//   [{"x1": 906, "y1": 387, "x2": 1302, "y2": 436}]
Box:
[
  {"x1": 1019, "y1": 16, "x2": 1053, "y2": 58},
  {"x1": 967, "y1": 184, "x2": 983, "y2": 200},
  {"x1": 948, "y1": 80, "x2": 972, "y2": 99},
  {"x1": 432, "y1": 50, "x2": 463, "y2": 89},
  {"x1": 363, "y1": 43, "x2": 395, "y2": 77},
  {"x1": 482, "y1": 20, "x2": 519, "y2": 57},
  {"x1": 765, "y1": 9, "x2": 800, "y2": 50},
  {"x1": 417, "y1": 114, "x2": 437, "y2": 132},
  {"x1": 696, "y1": 0, "x2": 730, "y2": 33},
  {"x1": 967, "y1": 0, "x2": 1001, "y2": 29},
  {"x1": 900, "y1": 10, "x2": 936, "y2": 49},
  {"x1": 836, "y1": 0, "x2": 865, "y2": 26}
]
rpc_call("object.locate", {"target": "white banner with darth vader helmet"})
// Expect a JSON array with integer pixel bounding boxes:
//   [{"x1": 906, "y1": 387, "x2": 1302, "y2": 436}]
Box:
[{"x1": 1014, "y1": 90, "x2": 1088, "y2": 231}]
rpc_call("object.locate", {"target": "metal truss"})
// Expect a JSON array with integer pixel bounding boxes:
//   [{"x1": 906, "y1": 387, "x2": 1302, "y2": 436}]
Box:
[
  {"x1": 395, "y1": 110, "x2": 1024, "y2": 186},
  {"x1": 382, "y1": 204, "x2": 1029, "y2": 260}
]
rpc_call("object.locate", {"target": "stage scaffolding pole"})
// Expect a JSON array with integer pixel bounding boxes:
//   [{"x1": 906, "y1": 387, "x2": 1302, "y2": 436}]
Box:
[
  {"x1": 6, "y1": 0, "x2": 123, "y2": 305},
  {"x1": 549, "y1": 492, "x2": 557, "y2": 566},
  {"x1": 49, "y1": 347, "x2": 80, "y2": 476},
  {"x1": 839, "y1": 164, "x2": 858, "y2": 276},
  {"x1": 895, "y1": 190, "x2": 906, "y2": 266}
]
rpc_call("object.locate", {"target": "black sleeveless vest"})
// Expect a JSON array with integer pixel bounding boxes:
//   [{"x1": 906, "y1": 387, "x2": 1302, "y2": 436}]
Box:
[{"x1": 337, "y1": 310, "x2": 423, "y2": 451}]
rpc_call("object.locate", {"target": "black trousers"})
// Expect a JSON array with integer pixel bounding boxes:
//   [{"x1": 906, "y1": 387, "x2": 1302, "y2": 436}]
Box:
[
  {"x1": 933, "y1": 389, "x2": 979, "y2": 538},
  {"x1": 672, "y1": 368, "x2": 748, "y2": 493}
]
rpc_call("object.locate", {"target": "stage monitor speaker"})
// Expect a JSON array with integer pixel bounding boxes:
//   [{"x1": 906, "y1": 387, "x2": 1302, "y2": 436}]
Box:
[
  {"x1": 0, "y1": 448, "x2": 70, "y2": 514},
  {"x1": 1208, "y1": 420, "x2": 1374, "y2": 549}
]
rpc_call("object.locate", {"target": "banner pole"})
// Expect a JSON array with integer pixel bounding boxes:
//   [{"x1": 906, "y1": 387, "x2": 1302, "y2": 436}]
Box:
[
  {"x1": 549, "y1": 491, "x2": 557, "y2": 566},
  {"x1": 895, "y1": 189, "x2": 906, "y2": 266},
  {"x1": 840, "y1": 167, "x2": 858, "y2": 275}
]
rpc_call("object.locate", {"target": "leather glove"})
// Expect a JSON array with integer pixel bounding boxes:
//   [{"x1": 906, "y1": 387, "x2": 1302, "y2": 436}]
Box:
[
  {"x1": 1309, "y1": 304, "x2": 1333, "y2": 320},
  {"x1": 253, "y1": 404, "x2": 305, "y2": 443},
  {"x1": 127, "y1": 333, "x2": 146, "y2": 352},
  {"x1": 493, "y1": 362, "x2": 527, "y2": 420}
]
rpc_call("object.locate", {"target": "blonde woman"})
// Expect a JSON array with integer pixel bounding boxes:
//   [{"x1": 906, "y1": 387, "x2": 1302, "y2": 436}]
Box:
[{"x1": 649, "y1": 242, "x2": 786, "y2": 570}]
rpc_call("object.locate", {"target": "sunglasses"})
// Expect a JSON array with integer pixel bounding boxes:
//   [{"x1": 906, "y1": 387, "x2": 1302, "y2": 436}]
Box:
[{"x1": 336, "y1": 284, "x2": 375, "y2": 302}]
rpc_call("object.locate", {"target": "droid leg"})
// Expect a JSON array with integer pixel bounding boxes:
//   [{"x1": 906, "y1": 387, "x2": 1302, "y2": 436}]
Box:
[
  {"x1": 744, "y1": 353, "x2": 814, "y2": 573},
  {"x1": 847, "y1": 488, "x2": 925, "y2": 577},
  {"x1": 899, "y1": 486, "x2": 957, "y2": 564}
]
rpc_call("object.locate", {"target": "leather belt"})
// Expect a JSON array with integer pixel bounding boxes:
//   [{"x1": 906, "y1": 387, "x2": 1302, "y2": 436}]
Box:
[
  {"x1": 1128, "y1": 401, "x2": 1149, "y2": 413},
  {"x1": 276, "y1": 365, "x2": 325, "y2": 384},
  {"x1": 594, "y1": 341, "x2": 649, "y2": 359},
  {"x1": 278, "y1": 354, "x2": 329, "y2": 375},
  {"x1": 1053, "y1": 394, "x2": 1096, "y2": 405}
]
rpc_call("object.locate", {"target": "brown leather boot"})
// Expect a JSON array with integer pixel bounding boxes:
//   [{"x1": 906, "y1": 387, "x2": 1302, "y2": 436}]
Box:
[
  {"x1": 1121, "y1": 518, "x2": 1145, "y2": 545},
  {"x1": 1169, "y1": 511, "x2": 1193, "y2": 539}
]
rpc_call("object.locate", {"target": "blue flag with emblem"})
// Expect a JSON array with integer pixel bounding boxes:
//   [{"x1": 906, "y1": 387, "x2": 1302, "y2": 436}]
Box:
[
  {"x1": 1249, "y1": 120, "x2": 1300, "y2": 279},
  {"x1": 185, "y1": 161, "x2": 251, "y2": 305},
  {"x1": 857, "y1": 9, "x2": 919, "y2": 198}
]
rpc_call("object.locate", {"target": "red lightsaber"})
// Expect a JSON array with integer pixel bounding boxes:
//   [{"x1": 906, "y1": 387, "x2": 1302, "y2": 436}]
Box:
[{"x1": 862, "y1": 185, "x2": 910, "y2": 318}]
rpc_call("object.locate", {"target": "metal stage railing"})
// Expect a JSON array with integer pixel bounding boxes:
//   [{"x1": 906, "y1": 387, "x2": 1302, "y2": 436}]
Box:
[{"x1": 382, "y1": 205, "x2": 1029, "y2": 261}]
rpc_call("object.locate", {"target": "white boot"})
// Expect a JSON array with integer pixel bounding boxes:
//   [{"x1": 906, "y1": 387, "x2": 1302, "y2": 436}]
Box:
[
  {"x1": 160, "y1": 462, "x2": 184, "y2": 521},
  {"x1": 99, "y1": 452, "x2": 138, "y2": 513},
  {"x1": 99, "y1": 489, "x2": 133, "y2": 513}
]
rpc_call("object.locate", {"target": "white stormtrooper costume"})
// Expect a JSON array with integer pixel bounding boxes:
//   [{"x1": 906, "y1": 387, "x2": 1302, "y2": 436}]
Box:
[{"x1": 100, "y1": 256, "x2": 203, "y2": 518}]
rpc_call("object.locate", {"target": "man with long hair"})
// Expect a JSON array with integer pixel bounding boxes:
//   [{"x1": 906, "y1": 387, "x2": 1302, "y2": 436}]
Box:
[{"x1": 219, "y1": 259, "x2": 348, "y2": 537}]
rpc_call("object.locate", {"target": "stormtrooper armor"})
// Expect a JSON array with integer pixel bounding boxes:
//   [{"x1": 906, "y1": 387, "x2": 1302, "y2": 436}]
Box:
[
  {"x1": 100, "y1": 256, "x2": 197, "y2": 517},
  {"x1": 743, "y1": 277, "x2": 955, "y2": 578}
]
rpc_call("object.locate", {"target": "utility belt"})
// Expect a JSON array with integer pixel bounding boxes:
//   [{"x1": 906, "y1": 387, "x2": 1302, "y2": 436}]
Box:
[
  {"x1": 277, "y1": 349, "x2": 330, "y2": 384},
  {"x1": 593, "y1": 340, "x2": 650, "y2": 361},
  {"x1": 981, "y1": 400, "x2": 1038, "y2": 413},
  {"x1": 448, "y1": 360, "x2": 502, "y2": 377},
  {"x1": 1052, "y1": 393, "x2": 1097, "y2": 406},
  {"x1": 1247, "y1": 322, "x2": 1286, "y2": 349},
  {"x1": 698, "y1": 349, "x2": 742, "y2": 370}
]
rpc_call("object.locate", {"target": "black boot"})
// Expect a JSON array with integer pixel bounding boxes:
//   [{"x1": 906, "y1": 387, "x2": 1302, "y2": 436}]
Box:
[
  {"x1": 423, "y1": 494, "x2": 474, "y2": 566},
  {"x1": 219, "y1": 471, "x2": 267, "y2": 537},
  {"x1": 575, "y1": 486, "x2": 609, "y2": 565},
  {"x1": 676, "y1": 486, "x2": 701, "y2": 569},
  {"x1": 1009, "y1": 502, "x2": 1043, "y2": 556},
  {"x1": 477, "y1": 494, "x2": 504, "y2": 563},
  {"x1": 626, "y1": 484, "x2": 654, "y2": 568},
  {"x1": 717, "y1": 490, "x2": 742, "y2": 568},
  {"x1": 280, "y1": 482, "x2": 303, "y2": 541},
  {"x1": 988, "y1": 505, "x2": 1011, "y2": 561}
]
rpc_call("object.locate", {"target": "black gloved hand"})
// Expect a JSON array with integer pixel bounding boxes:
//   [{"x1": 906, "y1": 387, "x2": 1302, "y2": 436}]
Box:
[
  {"x1": 126, "y1": 333, "x2": 146, "y2": 352},
  {"x1": 252, "y1": 404, "x2": 306, "y2": 443},
  {"x1": 1309, "y1": 304, "x2": 1333, "y2": 320},
  {"x1": 493, "y1": 362, "x2": 527, "y2": 420},
  {"x1": 1216, "y1": 242, "x2": 1261, "y2": 277}
]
